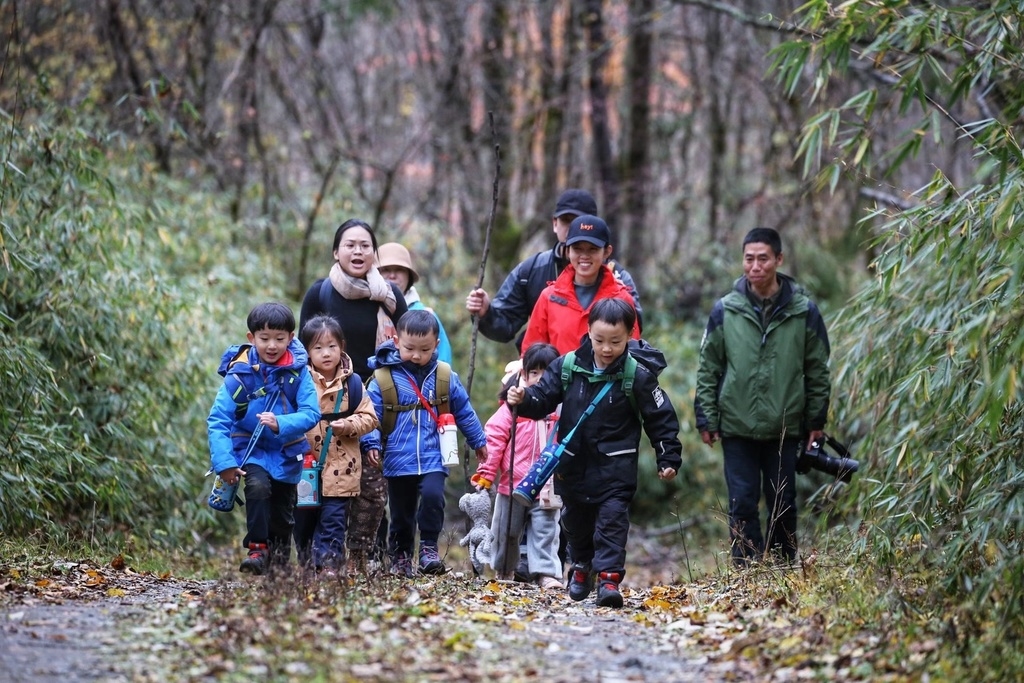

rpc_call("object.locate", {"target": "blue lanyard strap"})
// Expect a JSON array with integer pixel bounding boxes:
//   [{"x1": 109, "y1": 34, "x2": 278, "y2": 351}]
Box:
[
  {"x1": 240, "y1": 386, "x2": 282, "y2": 466},
  {"x1": 558, "y1": 381, "x2": 613, "y2": 447}
]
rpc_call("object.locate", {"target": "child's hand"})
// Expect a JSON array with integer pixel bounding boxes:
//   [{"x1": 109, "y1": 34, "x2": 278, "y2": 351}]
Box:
[
  {"x1": 330, "y1": 417, "x2": 355, "y2": 436},
  {"x1": 658, "y1": 467, "x2": 677, "y2": 481},
  {"x1": 506, "y1": 386, "x2": 525, "y2": 406},
  {"x1": 258, "y1": 412, "x2": 279, "y2": 432},
  {"x1": 474, "y1": 446, "x2": 488, "y2": 462},
  {"x1": 365, "y1": 448, "x2": 381, "y2": 469},
  {"x1": 470, "y1": 472, "x2": 492, "y2": 490},
  {"x1": 217, "y1": 467, "x2": 245, "y2": 485}
]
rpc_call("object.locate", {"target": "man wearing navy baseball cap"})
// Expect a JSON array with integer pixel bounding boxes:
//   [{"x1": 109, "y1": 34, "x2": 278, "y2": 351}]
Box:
[
  {"x1": 520, "y1": 213, "x2": 640, "y2": 354},
  {"x1": 465, "y1": 190, "x2": 642, "y2": 349}
]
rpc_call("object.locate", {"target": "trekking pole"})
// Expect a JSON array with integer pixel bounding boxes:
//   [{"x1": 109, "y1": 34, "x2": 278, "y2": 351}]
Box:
[
  {"x1": 463, "y1": 110, "x2": 501, "y2": 493},
  {"x1": 504, "y1": 405, "x2": 518, "y2": 577}
]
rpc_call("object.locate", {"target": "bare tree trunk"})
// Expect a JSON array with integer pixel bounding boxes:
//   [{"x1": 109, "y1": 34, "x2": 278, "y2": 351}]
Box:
[
  {"x1": 622, "y1": 0, "x2": 653, "y2": 268},
  {"x1": 481, "y1": 0, "x2": 511, "y2": 251},
  {"x1": 581, "y1": 0, "x2": 619, "y2": 226}
]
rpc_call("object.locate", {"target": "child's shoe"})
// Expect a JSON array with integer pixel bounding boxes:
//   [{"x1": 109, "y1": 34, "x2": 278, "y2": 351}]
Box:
[
  {"x1": 418, "y1": 544, "x2": 446, "y2": 575},
  {"x1": 346, "y1": 549, "x2": 367, "y2": 577},
  {"x1": 537, "y1": 574, "x2": 563, "y2": 590},
  {"x1": 567, "y1": 564, "x2": 594, "y2": 601},
  {"x1": 390, "y1": 553, "x2": 415, "y2": 578},
  {"x1": 513, "y1": 553, "x2": 532, "y2": 583},
  {"x1": 596, "y1": 571, "x2": 624, "y2": 608},
  {"x1": 239, "y1": 543, "x2": 268, "y2": 575}
]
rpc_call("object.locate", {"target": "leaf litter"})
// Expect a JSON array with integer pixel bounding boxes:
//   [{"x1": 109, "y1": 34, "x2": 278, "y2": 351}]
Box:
[{"x1": 0, "y1": 539, "x2": 950, "y2": 681}]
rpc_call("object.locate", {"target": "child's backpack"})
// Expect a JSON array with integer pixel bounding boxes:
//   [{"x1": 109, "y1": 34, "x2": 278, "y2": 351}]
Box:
[
  {"x1": 559, "y1": 339, "x2": 667, "y2": 423},
  {"x1": 373, "y1": 362, "x2": 452, "y2": 438},
  {"x1": 219, "y1": 344, "x2": 303, "y2": 421}
]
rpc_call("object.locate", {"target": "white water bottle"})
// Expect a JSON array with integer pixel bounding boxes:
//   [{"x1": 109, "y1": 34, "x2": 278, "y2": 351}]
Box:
[{"x1": 438, "y1": 413, "x2": 459, "y2": 466}]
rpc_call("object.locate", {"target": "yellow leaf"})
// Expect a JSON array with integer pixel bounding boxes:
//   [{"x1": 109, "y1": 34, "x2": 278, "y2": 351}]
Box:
[
  {"x1": 470, "y1": 611, "x2": 502, "y2": 622},
  {"x1": 35, "y1": 579, "x2": 50, "y2": 587},
  {"x1": 106, "y1": 588, "x2": 127, "y2": 597},
  {"x1": 10, "y1": 569, "x2": 20, "y2": 579},
  {"x1": 643, "y1": 598, "x2": 673, "y2": 611}
]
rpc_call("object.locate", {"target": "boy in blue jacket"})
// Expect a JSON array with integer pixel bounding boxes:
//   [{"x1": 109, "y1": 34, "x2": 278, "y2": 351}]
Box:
[
  {"x1": 208, "y1": 302, "x2": 321, "y2": 575},
  {"x1": 367, "y1": 310, "x2": 488, "y2": 577}
]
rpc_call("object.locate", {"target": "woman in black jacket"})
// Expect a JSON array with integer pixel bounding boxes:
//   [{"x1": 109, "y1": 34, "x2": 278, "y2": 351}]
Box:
[{"x1": 299, "y1": 219, "x2": 408, "y2": 574}]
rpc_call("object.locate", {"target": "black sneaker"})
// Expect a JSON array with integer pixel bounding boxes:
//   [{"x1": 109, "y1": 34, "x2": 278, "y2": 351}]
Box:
[
  {"x1": 596, "y1": 571, "x2": 623, "y2": 608},
  {"x1": 418, "y1": 544, "x2": 446, "y2": 575},
  {"x1": 239, "y1": 543, "x2": 268, "y2": 575},
  {"x1": 567, "y1": 564, "x2": 594, "y2": 601}
]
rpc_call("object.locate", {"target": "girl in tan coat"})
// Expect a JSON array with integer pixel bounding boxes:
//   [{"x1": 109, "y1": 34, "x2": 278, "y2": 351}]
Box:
[{"x1": 294, "y1": 315, "x2": 379, "y2": 573}]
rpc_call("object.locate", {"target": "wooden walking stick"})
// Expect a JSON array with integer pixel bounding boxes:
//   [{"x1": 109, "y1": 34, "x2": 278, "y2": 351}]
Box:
[
  {"x1": 504, "y1": 405, "x2": 518, "y2": 577},
  {"x1": 462, "y1": 110, "x2": 501, "y2": 492}
]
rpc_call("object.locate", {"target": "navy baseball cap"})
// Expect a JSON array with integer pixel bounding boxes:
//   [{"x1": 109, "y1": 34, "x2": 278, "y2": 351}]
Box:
[
  {"x1": 554, "y1": 189, "x2": 598, "y2": 218},
  {"x1": 565, "y1": 215, "x2": 611, "y2": 248}
]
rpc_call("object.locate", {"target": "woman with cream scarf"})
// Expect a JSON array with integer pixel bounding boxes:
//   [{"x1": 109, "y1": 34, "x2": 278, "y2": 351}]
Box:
[{"x1": 300, "y1": 218, "x2": 408, "y2": 574}]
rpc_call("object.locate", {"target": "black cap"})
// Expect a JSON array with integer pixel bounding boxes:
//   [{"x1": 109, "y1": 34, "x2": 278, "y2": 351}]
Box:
[
  {"x1": 565, "y1": 215, "x2": 611, "y2": 248},
  {"x1": 554, "y1": 189, "x2": 598, "y2": 218}
]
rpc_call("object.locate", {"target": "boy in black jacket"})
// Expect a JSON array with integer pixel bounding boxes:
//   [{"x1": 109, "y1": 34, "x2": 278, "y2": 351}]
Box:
[{"x1": 506, "y1": 298, "x2": 681, "y2": 608}]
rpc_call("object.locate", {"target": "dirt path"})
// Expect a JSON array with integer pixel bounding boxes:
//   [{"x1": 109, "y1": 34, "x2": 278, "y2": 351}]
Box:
[
  {"x1": 0, "y1": 533, "x2": 735, "y2": 682},
  {"x1": 0, "y1": 561, "x2": 214, "y2": 682}
]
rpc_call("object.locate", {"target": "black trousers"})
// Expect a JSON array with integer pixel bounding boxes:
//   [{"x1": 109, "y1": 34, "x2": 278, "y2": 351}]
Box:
[
  {"x1": 722, "y1": 436, "x2": 800, "y2": 564},
  {"x1": 242, "y1": 464, "x2": 296, "y2": 566},
  {"x1": 561, "y1": 494, "x2": 631, "y2": 577}
]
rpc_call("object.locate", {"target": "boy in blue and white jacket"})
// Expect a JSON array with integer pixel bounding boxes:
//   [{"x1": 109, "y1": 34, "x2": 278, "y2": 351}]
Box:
[
  {"x1": 367, "y1": 310, "x2": 487, "y2": 577},
  {"x1": 208, "y1": 302, "x2": 321, "y2": 575}
]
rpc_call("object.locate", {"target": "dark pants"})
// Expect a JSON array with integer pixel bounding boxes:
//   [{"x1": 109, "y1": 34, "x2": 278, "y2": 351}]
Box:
[
  {"x1": 294, "y1": 498, "x2": 350, "y2": 569},
  {"x1": 313, "y1": 497, "x2": 349, "y2": 568},
  {"x1": 387, "y1": 472, "x2": 446, "y2": 557},
  {"x1": 722, "y1": 436, "x2": 800, "y2": 565},
  {"x1": 242, "y1": 464, "x2": 296, "y2": 567},
  {"x1": 561, "y1": 494, "x2": 631, "y2": 577},
  {"x1": 293, "y1": 506, "x2": 319, "y2": 567}
]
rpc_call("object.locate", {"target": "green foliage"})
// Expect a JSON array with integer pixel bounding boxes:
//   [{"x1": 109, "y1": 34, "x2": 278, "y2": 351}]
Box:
[
  {"x1": 773, "y1": 0, "x2": 1024, "y2": 642},
  {"x1": 0, "y1": 107, "x2": 283, "y2": 548}
]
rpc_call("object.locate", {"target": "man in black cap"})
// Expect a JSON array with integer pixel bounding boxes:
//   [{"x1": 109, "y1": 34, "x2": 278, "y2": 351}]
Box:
[{"x1": 465, "y1": 189, "x2": 642, "y2": 349}]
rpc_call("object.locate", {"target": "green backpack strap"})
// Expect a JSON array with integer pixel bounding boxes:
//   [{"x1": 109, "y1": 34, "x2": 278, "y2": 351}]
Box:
[
  {"x1": 434, "y1": 362, "x2": 451, "y2": 416},
  {"x1": 375, "y1": 362, "x2": 453, "y2": 438},
  {"x1": 560, "y1": 351, "x2": 641, "y2": 422}
]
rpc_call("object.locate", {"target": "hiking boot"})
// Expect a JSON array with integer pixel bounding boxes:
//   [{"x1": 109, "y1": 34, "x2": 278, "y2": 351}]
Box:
[
  {"x1": 567, "y1": 564, "x2": 594, "y2": 601},
  {"x1": 390, "y1": 553, "x2": 415, "y2": 578},
  {"x1": 418, "y1": 544, "x2": 446, "y2": 575},
  {"x1": 239, "y1": 543, "x2": 268, "y2": 576},
  {"x1": 596, "y1": 571, "x2": 624, "y2": 608}
]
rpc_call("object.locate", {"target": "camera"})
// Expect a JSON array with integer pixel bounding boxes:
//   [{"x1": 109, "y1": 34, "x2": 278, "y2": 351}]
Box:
[{"x1": 797, "y1": 434, "x2": 859, "y2": 482}]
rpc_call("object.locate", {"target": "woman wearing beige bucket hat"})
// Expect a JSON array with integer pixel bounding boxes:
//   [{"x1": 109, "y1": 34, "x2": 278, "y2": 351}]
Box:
[{"x1": 376, "y1": 242, "x2": 453, "y2": 365}]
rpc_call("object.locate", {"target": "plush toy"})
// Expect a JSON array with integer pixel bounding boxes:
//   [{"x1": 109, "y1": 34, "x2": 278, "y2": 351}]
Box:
[{"x1": 458, "y1": 489, "x2": 494, "y2": 575}]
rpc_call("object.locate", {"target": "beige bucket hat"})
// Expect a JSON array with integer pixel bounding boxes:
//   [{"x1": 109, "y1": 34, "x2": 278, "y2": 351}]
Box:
[{"x1": 376, "y1": 242, "x2": 419, "y2": 284}]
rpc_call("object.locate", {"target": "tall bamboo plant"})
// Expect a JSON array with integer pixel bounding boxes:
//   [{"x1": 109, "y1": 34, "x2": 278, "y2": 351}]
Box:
[{"x1": 770, "y1": 1, "x2": 1024, "y2": 628}]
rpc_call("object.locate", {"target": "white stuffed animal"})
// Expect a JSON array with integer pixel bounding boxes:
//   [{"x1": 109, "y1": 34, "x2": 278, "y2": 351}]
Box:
[{"x1": 458, "y1": 489, "x2": 494, "y2": 575}]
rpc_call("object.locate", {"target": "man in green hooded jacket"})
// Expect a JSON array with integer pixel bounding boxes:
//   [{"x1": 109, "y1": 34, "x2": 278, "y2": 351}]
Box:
[{"x1": 695, "y1": 227, "x2": 831, "y2": 565}]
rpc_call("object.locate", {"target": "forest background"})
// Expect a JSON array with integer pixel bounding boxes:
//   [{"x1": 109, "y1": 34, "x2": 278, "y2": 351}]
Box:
[{"x1": 1, "y1": 0, "x2": 1023, "y2": 676}]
